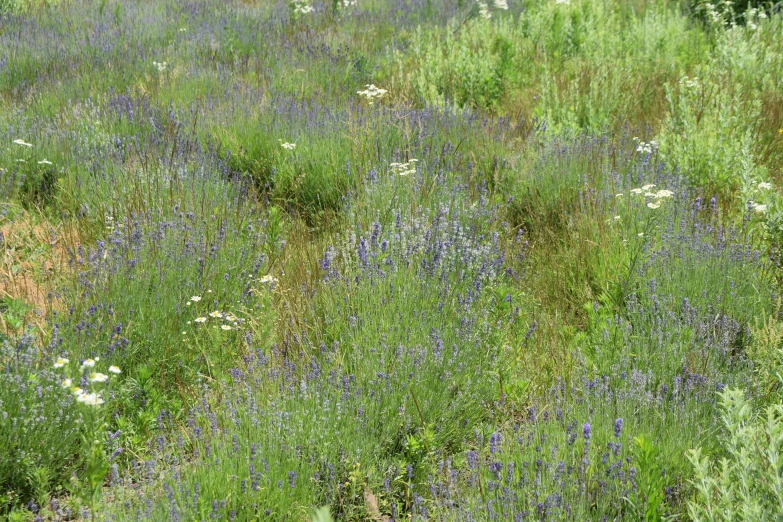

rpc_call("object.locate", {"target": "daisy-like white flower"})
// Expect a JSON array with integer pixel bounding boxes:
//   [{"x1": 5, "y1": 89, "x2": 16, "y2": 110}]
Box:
[
  {"x1": 80, "y1": 358, "x2": 97, "y2": 370},
  {"x1": 62, "y1": 378, "x2": 73, "y2": 388},
  {"x1": 221, "y1": 324, "x2": 232, "y2": 331},
  {"x1": 194, "y1": 317, "x2": 207, "y2": 323},
  {"x1": 108, "y1": 366, "x2": 121, "y2": 374},
  {"x1": 90, "y1": 372, "x2": 109, "y2": 383},
  {"x1": 190, "y1": 296, "x2": 202, "y2": 302},
  {"x1": 758, "y1": 181, "x2": 773, "y2": 190},
  {"x1": 13, "y1": 139, "x2": 32, "y2": 147},
  {"x1": 209, "y1": 311, "x2": 222, "y2": 318},
  {"x1": 77, "y1": 392, "x2": 104, "y2": 406},
  {"x1": 72, "y1": 387, "x2": 84, "y2": 395},
  {"x1": 647, "y1": 202, "x2": 661, "y2": 209},
  {"x1": 54, "y1": 357, "x2": 70, "y2": 369},
  {"x1": 225, "y1": 315, "x2": 238, "y2": 323}
]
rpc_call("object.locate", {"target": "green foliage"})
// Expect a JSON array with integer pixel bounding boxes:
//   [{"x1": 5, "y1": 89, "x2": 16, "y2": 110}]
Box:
[
  {"x1": 0, "y1": 339, "x2": 82, "y2": 515},
  {"x1": 627, "y1": 436, "x2": 674, "y2": 522},
  {"x1": 687, "y1": 388, "x2": 783, "y2": 521},
  {"x1": 0, "y1": 296, "x2": 30, "y2": 334}
]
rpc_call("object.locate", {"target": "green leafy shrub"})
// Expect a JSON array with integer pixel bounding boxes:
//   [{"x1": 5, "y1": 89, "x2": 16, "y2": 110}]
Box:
[{"x1": 687, "y1": 387, "x2": 783, "y2": 521}]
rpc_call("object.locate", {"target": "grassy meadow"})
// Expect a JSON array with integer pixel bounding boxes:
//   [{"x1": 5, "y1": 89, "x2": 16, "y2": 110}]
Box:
[{"x1": 1, "y1": 0, "x2": 783, "y2": 519}]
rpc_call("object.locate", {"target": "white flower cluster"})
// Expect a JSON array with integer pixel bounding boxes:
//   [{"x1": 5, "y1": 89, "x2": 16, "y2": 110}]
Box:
[
  {"x1": 633, "y1": 137, "x2": 658, "y2": 154},
  {"x1": 153, "y1": 61, "x2": 168, "y2": 72},
  {"x1": 13, "y1": 138, "x2": 32, "y2": 147},
  {"x1": 745, "y1": 7, "x2": 767, "y2": 31},
  {"x1": 555, "y1": 0, "x2": 570, "y2": 4},
  {"x1": 390, "y1": 159, "x2": 418, "y2": 176},
  {"x1": 625, "y1": 184, "x2": 674, "y2": 209},
  {"x1": 477, "y1": 1, "x2": 492, "y2": 18},
  {"x1": 702, "y1": 2, "x2": 731, "y2": 24},
  {"x1": 278, "y1": 140, "x2": 297, "y2": 150},
  {"x1": 357, "y1": 84, "x2": 388, "y2": 104},
  {"x1": 493, "y1": 0, "x2": 508, "y2": 8},
  {"x1": 680, "y1": 76, "x2": 700, "y2": 89},
  {"x1": 292, "y1": 0, "x2": 314, "y2": 15},
  {"x1": 339, "y1": 0, "x2": 357, "y2": 6},
  {"x1": 749, "y1": 201, "x2": 767, "y2": 214},
  {"x1": 53, "y1": 357, "x2": 120, "y2": 407},
  {"x1": 757, "y1": 181, "x2": 773, "y2": 191}
]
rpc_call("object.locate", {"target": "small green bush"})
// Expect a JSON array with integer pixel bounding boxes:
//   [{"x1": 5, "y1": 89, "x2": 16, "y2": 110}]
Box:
[{"x1": 687, "y1": 387, "x2": 783, "y2": 521}]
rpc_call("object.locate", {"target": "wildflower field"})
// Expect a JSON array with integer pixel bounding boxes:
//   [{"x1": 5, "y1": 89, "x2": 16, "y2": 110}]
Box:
[{"x1": 2, "y1": 0, "x2": 783, "y2": 519}]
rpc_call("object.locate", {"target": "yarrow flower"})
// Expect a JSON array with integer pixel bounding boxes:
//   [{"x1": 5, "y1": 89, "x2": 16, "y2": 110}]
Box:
[
  {"x1": 258, "y1": 274, "x2": 278, "y2": 284},
  {"x1": 13, "y1": 139, "x2": 32, "y2": 147},
  {"x1": 194, "y1": 317, "x2": 207, "y2": 323},
  {"x1": 37, "y1": 159, "x2": 53, "y2": 165},
  {"x1": 758, "y1": 181, "x2": 773, "y2": 190},
  {"x1": 153, "y1": 61, "x2": 168, "y2": 72},
  {"x1": 291, "y1": 0, "x2": 314, "y2": 15},
  {"x1": 278, "y1": 140, "x2": 297, "y2": 150},
  {"x1": 357, "y1": 84, "x2": 388, "y2": 104},
  {"x1": 647, "y1": 202, "x2": 661, "y2": 209},
  {"x1": 493, "y1": 0, "x2": 508, "y2": 8},
  {"x1": 390, "y1": 159, "x2": 418, "y2": 176},
  {"x1": 54, "y1": 357, "x2": 70, "y2": 369},
  {"x1": 634, "y1": 139, "x2": 658, "y2": 154},
  {"x1": 477, "y1": 1, "x2": 492, "y2": 18}
]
